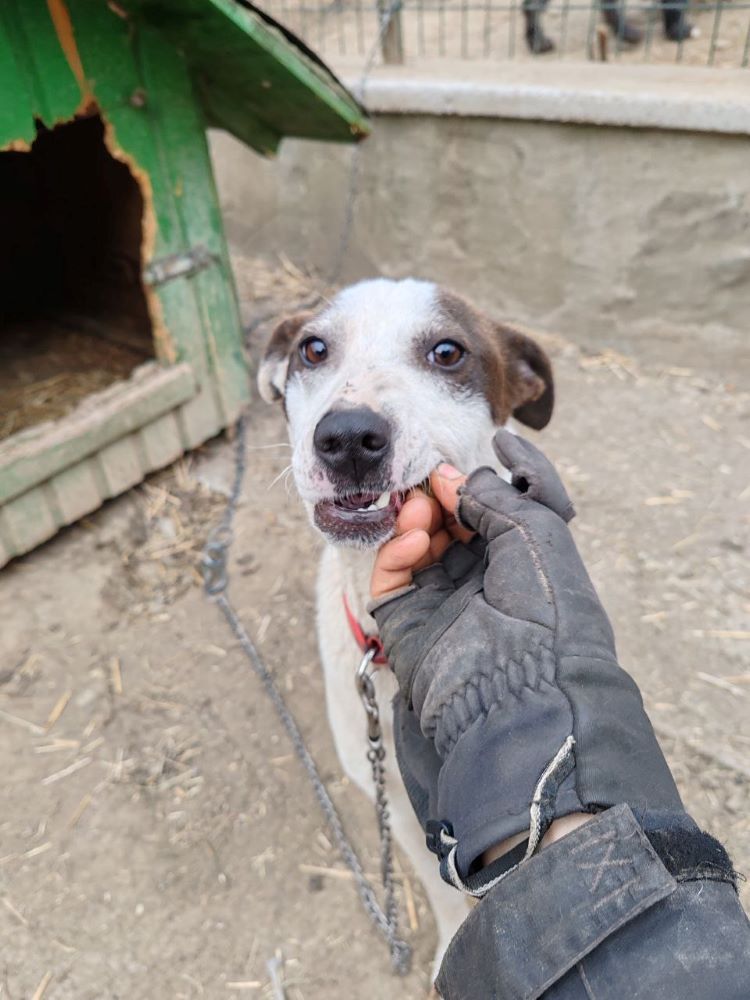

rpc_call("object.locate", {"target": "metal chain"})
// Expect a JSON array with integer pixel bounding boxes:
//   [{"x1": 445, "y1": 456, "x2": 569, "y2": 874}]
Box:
[
  {"x1": 357, "y1": 650, "x2": 400, "y2": 934},
  {"x1": 201, "y1": 2, "x2": 413, "y2": 974},
  {"x1": 201, "y1": 414, "x2": 412, "y2": 975}
]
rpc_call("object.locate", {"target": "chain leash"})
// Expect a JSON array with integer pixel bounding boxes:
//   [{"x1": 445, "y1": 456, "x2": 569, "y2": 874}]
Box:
[
  {"x1": 201, "y1": 2, "x2": 413, "y2": 973},
  {"x1": 357, "y1": 648, "x2": 401, "y2": 936},
  {"x1": 201, "y1": 415, "x2": 412, "y2": 975}
]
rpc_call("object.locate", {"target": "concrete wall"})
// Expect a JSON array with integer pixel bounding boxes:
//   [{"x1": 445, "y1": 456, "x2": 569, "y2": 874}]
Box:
[{"x1": 210, "y1": 67, "x2": 750, "y2": 374}]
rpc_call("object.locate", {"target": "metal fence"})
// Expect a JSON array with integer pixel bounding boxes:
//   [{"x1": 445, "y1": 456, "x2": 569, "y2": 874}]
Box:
[{"x1": 258, "y1": 1, "x2": 750, "y2": 67}]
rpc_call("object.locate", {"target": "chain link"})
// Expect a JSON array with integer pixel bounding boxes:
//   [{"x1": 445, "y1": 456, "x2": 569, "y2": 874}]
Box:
[
  {"x1": 201, "y1": 415, "x2": 412, "y2": 974},
  {"x1": 202, "y1": 2, "x2": 412, "y2": 974},
  {"x1": 358, "y1": 649, "x2": 403, "y2": 948}
]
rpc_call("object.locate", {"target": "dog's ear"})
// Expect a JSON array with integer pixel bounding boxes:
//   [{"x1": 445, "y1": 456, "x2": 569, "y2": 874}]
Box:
[
  {"x1": 257, "y1": 313, "x2": 313, "y2": 403},
  {"x1": 496, "y1": 323, "x2": 554, "y2": 430}
]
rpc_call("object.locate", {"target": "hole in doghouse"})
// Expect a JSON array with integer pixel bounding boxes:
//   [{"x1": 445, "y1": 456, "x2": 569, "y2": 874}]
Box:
[{"x1": 0, "y1": 112, "x2": 155, "y2": 443}]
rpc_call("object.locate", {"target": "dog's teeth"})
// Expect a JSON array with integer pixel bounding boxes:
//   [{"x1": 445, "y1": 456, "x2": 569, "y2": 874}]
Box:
[{"x1": 374, "y1": 491, "x2": 391, "y2": 510}]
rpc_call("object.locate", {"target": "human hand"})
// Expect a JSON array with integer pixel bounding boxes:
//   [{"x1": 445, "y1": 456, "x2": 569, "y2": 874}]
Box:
[
  {"x1": 370, "y1": 462, "x2": 472, "y2": 600},
  {"x1": 369, "y1": 429, "x2": 682, "y2": 892}
]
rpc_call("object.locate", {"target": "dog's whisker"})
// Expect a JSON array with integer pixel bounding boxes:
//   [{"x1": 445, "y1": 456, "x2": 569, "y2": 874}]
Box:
[
  {"x1": 282, "y1": 470, "x2": 296, "y2": 498},
  {"x1": 245, "y1": 442, "x2": 293, "y2": 451},
  {"x1": 267, "y1": 464, "x2": 293, "y2": 492}
]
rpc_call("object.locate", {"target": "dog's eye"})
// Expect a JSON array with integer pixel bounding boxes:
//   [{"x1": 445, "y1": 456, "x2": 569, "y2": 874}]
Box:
[
  {"x1": 299, "y1": 337, "x2": 328, "y2": 367},
  {"x1": 428, "y1": 340, "x2": 466, "y2": 370}
]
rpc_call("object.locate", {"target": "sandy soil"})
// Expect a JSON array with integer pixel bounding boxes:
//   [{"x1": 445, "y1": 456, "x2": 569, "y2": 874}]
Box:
[{"x1": 0, "y1": 258, "x2": 748, "y2": 999}]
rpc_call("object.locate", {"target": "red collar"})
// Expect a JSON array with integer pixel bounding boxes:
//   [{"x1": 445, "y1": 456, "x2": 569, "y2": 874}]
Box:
[{"x1": 343, "y1": 594, "x2": 388, "y2": 665}]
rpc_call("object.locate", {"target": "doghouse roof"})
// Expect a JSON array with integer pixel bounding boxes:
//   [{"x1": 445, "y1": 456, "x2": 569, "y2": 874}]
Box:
[
  {"x1": 0, "y1": 0, "x2": 369, "y2": 154},
  {"x1": 124, "y1": 0, "x2": 369, "y2": 150}
]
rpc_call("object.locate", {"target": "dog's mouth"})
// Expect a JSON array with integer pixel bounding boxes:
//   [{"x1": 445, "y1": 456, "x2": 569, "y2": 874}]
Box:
[{"x1": 313, "y1": 481, "x2": 429, "y2": 547}]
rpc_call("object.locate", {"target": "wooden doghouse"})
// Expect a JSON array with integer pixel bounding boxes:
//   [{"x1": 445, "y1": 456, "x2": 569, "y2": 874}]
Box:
[{"x1": 0, "y1": 0, "x2": 368, "y2": 567}]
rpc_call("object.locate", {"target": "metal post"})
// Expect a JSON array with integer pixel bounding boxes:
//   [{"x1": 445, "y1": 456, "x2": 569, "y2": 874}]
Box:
[{"x1": 378, "y1": 1, "x2": 404, "y2": 64}]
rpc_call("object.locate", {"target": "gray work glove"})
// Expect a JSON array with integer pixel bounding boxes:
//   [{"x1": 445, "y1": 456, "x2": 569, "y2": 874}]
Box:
[{"x1": 370, "y1": 429, "x2": 683, "y2": 892}]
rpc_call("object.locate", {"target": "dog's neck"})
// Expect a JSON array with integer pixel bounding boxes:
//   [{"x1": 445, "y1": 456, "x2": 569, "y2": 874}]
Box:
[{"x1": 330, "y1": 544, "x2": 381, "y2": 632}]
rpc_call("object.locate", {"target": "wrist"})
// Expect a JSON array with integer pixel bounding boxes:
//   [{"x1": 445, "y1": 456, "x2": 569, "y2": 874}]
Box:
[{"x1": 481, "y1": 812, "x2": 593, "y2": 868}]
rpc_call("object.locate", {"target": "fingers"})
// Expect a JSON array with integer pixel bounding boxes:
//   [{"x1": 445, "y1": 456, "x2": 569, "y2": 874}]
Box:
[
  {"x1": 397, "y1": 492, "x2": 443, "y2": 538},
  {"x1": 371, "y1": 528, "x2": 432, "y2": 599},
  {"x1": 492, "y1": 428, "x2": 575, "y2": 522},
  {"x1": 430, "y1": 465, "x2": 474, "y2": 543},
  {"x1": 399, "y1": 492, "x2": 458, "y2": 568},
  {"x1": 370, "y1": 467, "x2": 477, "y2": 599}
]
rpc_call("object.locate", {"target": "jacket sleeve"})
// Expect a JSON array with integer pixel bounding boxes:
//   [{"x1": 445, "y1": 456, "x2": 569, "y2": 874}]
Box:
[{"x1": 436, "y1": 804, "x2": 750, "y2": 1000}]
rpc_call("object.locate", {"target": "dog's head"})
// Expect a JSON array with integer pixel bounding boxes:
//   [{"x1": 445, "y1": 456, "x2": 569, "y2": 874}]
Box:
[{"x1": 259, "y1": 278, "x2": 553, "y2": 548}]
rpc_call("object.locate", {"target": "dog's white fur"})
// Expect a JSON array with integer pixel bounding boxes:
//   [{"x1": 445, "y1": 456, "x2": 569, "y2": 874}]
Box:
[
  {"x1": 262, "y1": 280, "x2": 499, "y2": 510},
  {"x1": 259, "y1": 278, "x2": 552, "y2": 975}
]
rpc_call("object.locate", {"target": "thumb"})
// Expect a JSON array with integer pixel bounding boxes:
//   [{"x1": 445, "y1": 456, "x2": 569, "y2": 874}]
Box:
[
  {"x1": 430, "y1": 464, "x2": 474, "y2": 543},
  {"x1": 370, "y1": 528, "x2": 431, "y2": 599}
]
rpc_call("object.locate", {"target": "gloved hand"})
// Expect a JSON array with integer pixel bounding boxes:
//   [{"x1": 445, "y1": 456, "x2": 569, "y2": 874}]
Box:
[{"x1": 369, "y1": 429, "x2": 684, "y2": 892}]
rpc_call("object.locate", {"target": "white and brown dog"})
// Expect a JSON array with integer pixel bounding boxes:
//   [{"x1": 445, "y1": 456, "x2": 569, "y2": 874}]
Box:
[{"x1": 258, "y1": 277, "x2": 554, "y2": 973}]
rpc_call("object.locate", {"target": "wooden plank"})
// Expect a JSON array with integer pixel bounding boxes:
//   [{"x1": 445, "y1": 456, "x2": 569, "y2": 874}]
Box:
[
  {"x1": 48, "y1": 459, "x2": 104, "y2": 524},
  {"x1": 65, "y1": 0, "x2": 144, "y2": 112},
  {"x1": 0, "y1": 526, "x2": 11, "y2": 567},
  {"x1": 177, "y1": 388, "x2": 225, "y2": 450},
  {"x1": 138, "y1": 411, "x2": 184, "y2": 470},
  {"x1": 96, "y1": 435, "x2": 145, "y2": 498},
  {"x1": 0, "y1": 362, "x2": 196, "y2": 505},
  {"x1": 127, "y1": 0, "x2": 370, "y2": 148},
  {"x1": 0, "y1": 373, "x2": 239, "y2": 568},
  {"x1": 7, "y1": 0, "x2": 85, "y2": 127},
  {"x1": 136, "y1": 28, "x2": 249, "y2": 422},
  {"x1": 0, "y1": 5, "x2": 38, "y2": 144},
  {"x1": 0, "y1": 485, "x2": 59, "y2": 557}
]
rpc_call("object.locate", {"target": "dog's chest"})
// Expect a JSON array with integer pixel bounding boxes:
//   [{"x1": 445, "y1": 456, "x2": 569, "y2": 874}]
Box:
[{"x1": 315, "y1": 545, "x2": 401, "y2": 785}]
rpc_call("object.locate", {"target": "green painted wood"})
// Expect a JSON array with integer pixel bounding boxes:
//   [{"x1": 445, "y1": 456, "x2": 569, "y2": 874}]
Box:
[
  {"x1": 0, "y1": 9, "x2": 38, "y2": 144},
  {"x1": 0, "y1": 379, "x2": 231, "y2": 568},
  {"x1": 6, "y1": 0, "x2": 85, "y2": 126},
  {"x1": 135, "y1": 25, "x2": 249, "y2": 420},
  {"x1": 100, "y1": 39, "x2": 211, "y2": 362},
  {"x1": 0, "y1": 1, "x2": 368, "y2": 149},
  {"x1": 0, "y1": 0, "x2": 367, "y2": 565},
  {"x1": 0, "y1": 5, "x2": 249, "y2": 424},
  {"x1": 138, "y1": 410, "x2": 184, "y2": 469},
  {"x1": 0, "y1": 363, "x2": 196, "y2": 505},
  {"x1": 124, "y1": 0, "x2": 370, "y2": 149},
  {"x1": 62, "y1": 0, "x2": 151, "y2": 117},
  {"x1": 0, "y1": 524, "x2": 11, "y2": 566},
  {"x1": 0, "y1": 484, "x2": 59, "y2": 557},
  {"x1": 97, "y1": 433, "x2": 147, "y2": 497},
  {"x1": 49, "y1": 458, "x2": 104, "y2": 524}
]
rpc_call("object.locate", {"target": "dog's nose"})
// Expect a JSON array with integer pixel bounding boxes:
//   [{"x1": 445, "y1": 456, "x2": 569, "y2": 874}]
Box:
[{"x1": 313, "y1": 407, "x2": 391, "y2": 480}]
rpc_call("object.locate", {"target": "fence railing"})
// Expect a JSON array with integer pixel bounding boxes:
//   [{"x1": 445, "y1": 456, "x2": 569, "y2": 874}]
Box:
[{"x1": 259, "y1": 1, "x2": 750, "y2": 68}]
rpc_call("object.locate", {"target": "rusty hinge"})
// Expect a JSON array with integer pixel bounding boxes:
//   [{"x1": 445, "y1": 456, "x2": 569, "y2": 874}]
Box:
[{"x1": 144, "y1": 245, "x2": 218, "y2": 287}]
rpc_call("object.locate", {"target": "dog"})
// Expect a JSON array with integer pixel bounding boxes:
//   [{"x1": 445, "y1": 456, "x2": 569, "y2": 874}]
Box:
[{"x1": 258, "y1": 277, "x2": 554, "y2": 975}]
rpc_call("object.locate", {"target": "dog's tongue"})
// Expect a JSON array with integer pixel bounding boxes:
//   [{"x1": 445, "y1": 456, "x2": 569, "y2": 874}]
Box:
[
  {"x1": 337, "y1": 492, "x2": 380, "y2": 511},
  {"x1": 334, "y1": 490, "x2": 396, "y2": 513}
]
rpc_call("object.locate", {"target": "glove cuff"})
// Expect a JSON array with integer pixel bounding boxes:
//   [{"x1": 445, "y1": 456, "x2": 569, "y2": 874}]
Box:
[
  {"x1": 366, "y1": 584, "x2": 416, "y2": 619},
  {"x1": 436, "y1": 804, "x2": 678, "y2": 1000}
]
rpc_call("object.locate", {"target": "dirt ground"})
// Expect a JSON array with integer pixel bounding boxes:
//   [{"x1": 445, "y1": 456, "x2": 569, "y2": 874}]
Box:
[{"x1": 0, "y1": 257, "x2": 748, "y2": 999}]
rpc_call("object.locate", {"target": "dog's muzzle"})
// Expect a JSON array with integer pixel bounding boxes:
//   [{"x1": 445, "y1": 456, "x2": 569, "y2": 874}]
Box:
[{"x1": 313, "y1": 406, "x2": 392, "y2": 484}]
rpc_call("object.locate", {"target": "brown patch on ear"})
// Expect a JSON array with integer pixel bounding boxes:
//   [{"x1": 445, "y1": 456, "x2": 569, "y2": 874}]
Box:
[
  {"x1": 257, "y1": 312, "x2": 313, "y2": 404},
  {"x1": 496, "y1": 323, "x2": 554, "y2": 430},
  {"x1": 434, "y1": 290, "x2": 554, "y2": 429}
]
